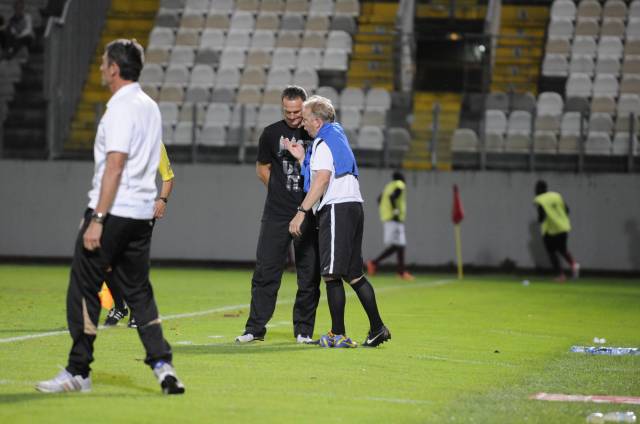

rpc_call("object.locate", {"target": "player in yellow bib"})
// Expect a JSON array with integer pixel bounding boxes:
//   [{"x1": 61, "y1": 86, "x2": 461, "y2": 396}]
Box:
[
  {"x1": 534, "y1": 180, "x2": 579, "y2": 282},
  {"x1": 366, "y1": 172, "x2": 414, "y2": 281},
  {"x1": 103, "y1": 142, "x2": 175, "y2": 326}
]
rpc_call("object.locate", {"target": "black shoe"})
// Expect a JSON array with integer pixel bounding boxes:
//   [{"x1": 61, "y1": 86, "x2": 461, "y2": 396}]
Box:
[
  {"x1": 127, "y1": 316, "x2": 137, "y2": 328},
  {"x1": 103, "y1": 307, "x2": 128, "y2": 326},
  {"x1": 153, "y1": 362, "x2": 185, "y2": 395},
  {"x1": 362, "y1": 326, "x2": 391, "y2": 347}
]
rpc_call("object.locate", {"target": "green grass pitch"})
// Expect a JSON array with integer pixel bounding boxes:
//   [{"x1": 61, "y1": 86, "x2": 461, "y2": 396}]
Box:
[{"x1": 0, "y1": 264, "x2": 638, "y2": 423}]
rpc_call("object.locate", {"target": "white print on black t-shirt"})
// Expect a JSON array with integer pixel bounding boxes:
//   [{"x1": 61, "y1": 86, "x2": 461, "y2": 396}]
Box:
[{"x1": 279, "y1": 136, "x2": 303, "y2": 193}]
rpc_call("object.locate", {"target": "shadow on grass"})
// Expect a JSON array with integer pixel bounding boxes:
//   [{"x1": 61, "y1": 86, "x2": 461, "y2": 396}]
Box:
[
  {"x1": 173, "y1": 341, "x2": 316, "y2": 355},
  {"x1": 92, "y1": 371, "x2": 158, "y2": 395}
]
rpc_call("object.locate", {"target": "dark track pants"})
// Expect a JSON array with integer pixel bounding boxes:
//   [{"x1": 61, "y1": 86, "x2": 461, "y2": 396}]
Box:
[
  {"x1": 66, "y1": 209, "x2": 172, "y2": 377},
  {"x1": 245, "y1": 214, "x2": 321, "y2": 337}
]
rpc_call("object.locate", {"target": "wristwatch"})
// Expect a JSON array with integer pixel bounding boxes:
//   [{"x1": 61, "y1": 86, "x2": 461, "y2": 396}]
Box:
[
  {"x1": 297, "y1": 205, "x2": 308, "y2": 213},
  {"x1": 158, "y1": 197, "x2": 168, "y2": 204},
  {"x1": 91, "y1": 211, "x2": 106, "y2": 224}
]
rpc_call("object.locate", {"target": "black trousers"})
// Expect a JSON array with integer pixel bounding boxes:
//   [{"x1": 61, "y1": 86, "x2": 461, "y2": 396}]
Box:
[
  {"x1": 543, "y1": 232, "x2": 570, "y2": 273},
  {"x1": 245, "y1": 213, "x2": 321, "y2": 337},
  {"x1": 66, "y1": 209, "x2": 172, "y2": 377}
]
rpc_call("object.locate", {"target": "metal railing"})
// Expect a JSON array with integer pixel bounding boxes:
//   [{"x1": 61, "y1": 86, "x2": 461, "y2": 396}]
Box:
[{"x1": 44, "y1": 0, "x2": 110, "y2": 159}]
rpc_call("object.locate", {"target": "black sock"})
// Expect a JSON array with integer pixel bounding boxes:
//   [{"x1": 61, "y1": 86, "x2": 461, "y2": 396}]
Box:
[
  {"x1": 325, "y1": 279, "x2": 346, "y2": 335},
  {"x1": 373, "y1": 246, "x2": 398, "y2": 264},
  {"x1": 397, "y1": 246, "x2": 405, "y2": 274},
  {"x1": 350, "y1": 277, "x2": 384, "y2": 332}
]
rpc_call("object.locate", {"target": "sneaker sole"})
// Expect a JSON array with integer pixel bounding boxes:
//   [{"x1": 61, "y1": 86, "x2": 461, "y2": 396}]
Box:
[
  {"x1": 161, "y1": 376, "x2": 185, "y2": 395},
  {"x1": 363, "y1": 333, "x2": 392, "y2": 348}
]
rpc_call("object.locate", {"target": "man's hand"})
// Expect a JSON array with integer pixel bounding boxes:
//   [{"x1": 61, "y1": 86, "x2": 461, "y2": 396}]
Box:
[
  {"x1": 283, "y1": 138, "x2": 305, "y2": 162},
  {"x1": 153, "y1": 199, "x2": 167, "y2": 219},
  {"x1": 289, "y1": 211, "x2": 305, "y2": 238},
  {"x1": 83, "y1": 221, "x2": 103, "y2": 251}
]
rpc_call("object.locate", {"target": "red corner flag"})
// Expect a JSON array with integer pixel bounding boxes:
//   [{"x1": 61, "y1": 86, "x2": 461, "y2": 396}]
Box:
[{"x1": 452, "y1": 184, "x2": 464, "y2": 224}]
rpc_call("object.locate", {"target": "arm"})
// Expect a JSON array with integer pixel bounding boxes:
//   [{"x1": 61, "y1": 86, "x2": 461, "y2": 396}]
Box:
[
  {"x1": 153, "y1": 178, "x2": 174, "y2": 219},
  {"x1": 289, "y1": 170, "x2": 331, "y2": 237},
  {"x1": 256, "y1": 162, "x2": 271, "y2": 187},
  {"x1": 83, "y1": 152, "x2": 127, "y2": 251},
  {"x1": 537, "y1": 205, "x2": 545, "y2": 223}
]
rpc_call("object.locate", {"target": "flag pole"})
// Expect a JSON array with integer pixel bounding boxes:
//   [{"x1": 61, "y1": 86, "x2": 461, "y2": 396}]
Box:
[{"x1": 454, "y1": 224, "x2": 463, "y2": 280}]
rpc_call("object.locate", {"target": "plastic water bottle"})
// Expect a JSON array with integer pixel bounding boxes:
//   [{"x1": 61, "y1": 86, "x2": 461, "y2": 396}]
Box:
[
  {"x1": 587, "y1": 412, "x2": 605, "y2": 423},
  {"x1": 604, "y1": 411, "x2": 637, "y2": 422}
]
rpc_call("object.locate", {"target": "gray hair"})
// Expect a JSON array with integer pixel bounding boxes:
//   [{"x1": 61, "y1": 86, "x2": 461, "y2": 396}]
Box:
[{"x1": 303, "y1": 95, "x2": 335, "y2": 123}]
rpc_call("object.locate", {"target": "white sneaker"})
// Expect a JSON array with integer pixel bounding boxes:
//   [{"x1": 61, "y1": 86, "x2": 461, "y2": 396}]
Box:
[
  {"x1": 152, "y1": 361, "x2": 185, "y2": 395},
  {"x1": 36, "y1": 368, "x2": 91, "y2": 393},
  {"x1": 235, "y1": 333, "x2": 264, "y2": 343},
  {"x1": 296, "y1": 334, "x2": 314, "y2": 344},
  {"x1": 572, "y1": 262, "x2": 581, "y2": 279}
]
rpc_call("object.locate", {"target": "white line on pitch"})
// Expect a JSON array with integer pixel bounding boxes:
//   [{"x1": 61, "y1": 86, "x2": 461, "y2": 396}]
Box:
[{"x1": 0, "y1": 278, "x2": 454, "y2": 344}]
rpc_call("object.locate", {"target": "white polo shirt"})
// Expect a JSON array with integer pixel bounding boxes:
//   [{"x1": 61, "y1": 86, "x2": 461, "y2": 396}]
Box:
[
  {"x1": 310, "y1": 138, "x2": 363, "y2": 213},
  {"x1": 88, "y1": 83, "x2": 161, "y2": 220}
]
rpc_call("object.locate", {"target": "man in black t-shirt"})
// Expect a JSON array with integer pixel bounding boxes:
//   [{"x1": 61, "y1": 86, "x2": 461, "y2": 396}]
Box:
[{"x1": 236, "y1": 86, "x2": 321, "y2": 344}]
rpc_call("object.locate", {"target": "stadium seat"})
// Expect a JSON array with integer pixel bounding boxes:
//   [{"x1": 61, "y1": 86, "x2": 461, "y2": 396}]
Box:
[
  {"x1": 572, "y1": 36, "x2": 597, "y2": 57},
  {"x1": 266, "y1": 68, "x2": 292, "y2": 88},
  {"x1": 195, "y1": 48, "x2": 221, "y2": 66},
  {"x1": 206, "y1": 13, "x2": 230, "y2": 30},
  {"x1": 535, "y1": 114, "x2": 561, "y2": 134},
  {"x1": 306, "y1": 15, "x2": 330, "y2": 32},
  {"x1": 220, "y1": 48, "x2": 247, "y2": 68},
  {"x1": 281, "y1": 14, "x2": 305, "y2": 31},
  {"x1": 596, "y1": 56, "x2": 620, "y2": 76},
  {"x1": 236, "y1": 86, "x2": 263, "y2": 104},
  {"x1": 361, "y1": 109, "x2": 386, "y2": 127},
  {"x1": 255, "y1": 13, "x2": 280, "y2": 31},
  {"x1": 592, "y1": 74, "x2": 619, "y2": 97},
  {"x1": 585, "y1": 132, "x2": 612, "y2": 154},
  {"x1": 485, "y1": 110, "x2": 507, "y2": 151},
  {"x1": 365, "y1": 88, "x2": 391, "y2": 111},
  {"x1": 257, "y1": 104, "x2": 283, "y2": 128},
  {"x1": 302, "y1": 32, "x2": 327, "y2": 50},
  {"x1": 236, "y1": 0, "x2": 260, "y2": 12},
  {"x1": 600, "y1": 18, "x2": 625, "y2": 38},
  {"x1": 179, "y1": 102, "x2": 207, "y2": 124},
  {"x1": 260, "y1": 0, "x2": 284, "y2": 13},
  {"x1": 616, "y1": 94, "x2": 640, "y2": 116},
  {"x1": 575, "y1": 19, "x2": 599, "y2": 37},
  {"x1": 297, "y1": 48, "x2": 323, "y2": 70},
  {"x1": 630, "y1": 0, "x2": 640, "y2": 20},
  {"x1": 546, "y1": 38, "x2": 571, "y2": 56},
  {"x1": 225, "y1": 30, "x2": 252, "y2": 51},
  {"x1": 561, "y1": 111, "x2": 584, "y2": 136},
  {"x1": 330, "y1": 16, "x2": 357, "y2": 35},
  {"x1": 170, "y1": 46, "x2": 196, "y2": 66},
  {"x1": 622, "y1": 56, "x2": 640, "y2": 75},
  {"x1": 505, "y1": 133, "x2": 531, "y2": 153},
  {"x1": 538, "y1": 92, "x2": 564, "y2": 116},
  {"x1": 485, "y1": 92, "x2": 509, "y2": 112},
  {"x1": 155, "y1": 9, "x2": 181, "y2": 28},
  {"x1": 247, "y1": 49, "x2": 272, "y2": 68},
  {"x1": 548, "y1": 18, "x2": 574, "y2": 39},
  {"x1": 164, "y1": 64, "x2": 191, "y2": 86},
  {"x1": 309, "y1": 0, "x2": 334, "y2": 16},
  {"x1": 277, "y1": 31, "x2": 302, "y2": 49},
  {"x1": 327, "y1": 31, "x2": 352, "y2": 52},
  {"x1": 180, "y1": 11, "x2": 205, "y2": 29},
  {"x1": 271, "y1": 48, "x2": 297, "y2": 69},
  {"x1": 161, "y1": 0, "x2": 186, "y2": 10},
  {"x1": 186, "y1": 0, "x2": 210, "y2": 11},
  {"x1": 292, "y1": 69, "x2": 319, "y2": 89},
  {"x1": 357, "y1": 126, "x2": 384, "y2": 150},
  {"x1": 159, "y1": 102, "x2": 180, "y2": 126},
  {"x1": 340, "y1": 108, "x2": 361, "y2": 129},
  {"x1": 321, "y1": 49, "x2": 348, "y2": 71},
  {"x1": 564, "y1": 96, "x2": 590, "y2": 113},
  {"x1": 534, "y1": 132, "x2": 558, "y2": 153},
  {"x1": 142, "y1": 84, "x2": 160, "y2": 100},
  {"x1": 149, "y1": 28, "x2": 175, "y2": 47},
  {"x1": 591, "y1": 95, "x2": 616, "y2": 115},
  {"x1": 210, "y1": 0, "x2": 234, "y2": 13},
  {"x1": 620, "y1": 75, "x2": 640, "y2": 95},
  {"x1": 146, "y1": 46, "x2": 172, "y2": 66},
  {"x1": 566, "y1": 73, "x2": 592, "y2": 98},
  {"x1": 230, "y1": 11, "x2": 255, "y2": 31},
  {"x1": 340, "y1": 87, "x2": 365, "y2": 110},
  {"x1": 452, "y1": 128, "x2": 479, "y2": 152},
  {"x1": 577, "y1": 0, "x2": 602, "y2": 20},
  {"x1": 615, "y1": 112, "x2": 640, "y2": 132},
  {"x1": 511, "y1": 92, "x2": 536, "y2": 113},
  {"x1": 215, "y1": 67, "x2": 241, "y2": 88},
  {"x1": 262, "y1": 88, "x2": 282, "y2": 104},
  {"x1": 335, "y1": 0, "x2": 359, "y2": 17},
  {"x1": 285, "y1": 0, "x2": 309, "y2": 14},
  {"x1": 251, "y1": 30, "x2": 276, "y2": 51},
  {"x1": 140, "y1": 64, "x2": 165, "y2": 85},
  {"x1": 589, "y1": 113, "x2": 614, "y2": 134},
  {"x1": 160, "y1": 83, "x2": 186, "y2": 102},
  {"x1": 231, "y1": 104, "x2": 258, "y2": 129},
  {"x1": 190, "y1": 64, "x2": 216, "y2": 87},
  {"x1": 551, "y1": 0, "x2": 576, "y2": 20},
  {"x1": 543, "y1": 54, "x2": 569, "y2": 77},
  {"x1": 185, "y1": 86, "x2": 211, "y2": 103},
  {"x1": 176, "y1": 28, "x2": 201, "y2": 47},
  {"x1": 205, "y1": 103, "x2": 233, "y2": 126},
  {"x1": 387, "y1": 127, "x2": 411, "y2": 151},
  {"x1": 316, "y1": 86, "x2": 340, "y2": 105},
  {"x1": 507, "y1": 111, "x2": 532, "y2": 135},
  {"x1": 240, "y1": 67, "x2": 266, "y2": 87},
  {"x1": 611, "y1": 132, "x2": 639, "y2": 155},
  {"x1": 211, "y1": 87, "x2": 236, "y2": 103},
  {"x1": 597, "y1": 37, "x2": 623, "y2": 60},
  {"x1": 198, "y1": 123, "x2": 227, "y2": 146},
  {"x1": 603, "y1": 0, "x2": 627, "y2": 19},
  {"x1": 570, "y1": 55, "x2": 594, "y2": 76},
  {"x1": 172, "y1": 122, "x2": 196, "y2": 145}
]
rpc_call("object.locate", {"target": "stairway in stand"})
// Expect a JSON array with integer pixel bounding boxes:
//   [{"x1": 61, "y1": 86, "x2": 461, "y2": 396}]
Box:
[
  {"x1": 490, "y1": 5, "x2": 549, "y2": 94},
  {"x1": 403, "y1": 92, "x2": 461, "y2": 171},
  {"x1": 66, "y1": 0, "x2": 158, "y2": 151},
  {"x1": 347, "y1": 2, "x2": 397, "y2": 91}
]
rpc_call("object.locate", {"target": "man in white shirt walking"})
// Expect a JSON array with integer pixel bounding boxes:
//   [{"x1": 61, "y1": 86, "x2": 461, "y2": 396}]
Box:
[
  {"x1": 36, "y1": 39, "x2": 184, "y2": 395},
  {"x1": 286, "y1": 95, "x2": 391, "y2": 348}
]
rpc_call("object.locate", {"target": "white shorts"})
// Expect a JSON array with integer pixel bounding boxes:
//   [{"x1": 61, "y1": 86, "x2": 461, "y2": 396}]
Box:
[{"x1": 383, "y1": 221, "x2": 406, "y2": 246}]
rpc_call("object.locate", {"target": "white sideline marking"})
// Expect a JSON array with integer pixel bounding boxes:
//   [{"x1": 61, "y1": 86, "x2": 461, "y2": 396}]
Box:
[
  {"x1": 0, "y1": 278, "x2": 454, "y2": 344},
  {"x1": 361, "y1": 396, "x2": 431, "y2": 405}
]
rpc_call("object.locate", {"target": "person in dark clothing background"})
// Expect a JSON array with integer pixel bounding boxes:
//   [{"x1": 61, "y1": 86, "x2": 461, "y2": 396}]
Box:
[
  {"x1": 367, "y1": 171, "x2": 414, "y2": 281},
  {"x1": 235, "y1": 86, "x2": 321, "y2": 344},
  {"x1": 534, "y1": 180, "x2": 580, "y2": 282}
]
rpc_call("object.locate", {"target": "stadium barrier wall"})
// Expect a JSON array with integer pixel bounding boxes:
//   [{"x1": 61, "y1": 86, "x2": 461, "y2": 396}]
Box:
[{"x1": 1, "y1": 160, "x2": 639, "y2": 272}]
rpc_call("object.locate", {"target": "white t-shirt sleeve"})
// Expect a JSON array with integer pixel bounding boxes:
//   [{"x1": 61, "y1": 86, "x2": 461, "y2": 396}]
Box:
[
  {"x1": 104, "y1": 104, "x2": 135, "y2": 154},
  {"x1": 311, "y1": 142, "x2": 333, "y2": 172}
]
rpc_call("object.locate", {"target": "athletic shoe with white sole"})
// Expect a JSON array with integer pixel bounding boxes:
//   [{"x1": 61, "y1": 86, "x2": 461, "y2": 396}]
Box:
[
  {"x1": 362, "y1": 326, "x2": 391, "y2": 347},
  {"x1": 571, "y1": 262, "x2": 581, "y2": 279},
  {"x1": 36, "y1": 368, "x2": 91, "y2": 393},
  {"x1": 127, "y1": 316, "x2": 137, "y2": 328},
  {"x1": 235, "y1": 332, "x2": 264, "y2": 344},
  {"x1": 103, "y1": 307, "x2": 128, "y2": 326},
  {"x1": 152, "y1": 361, "x2": 185, "y2": 395},
  {"x1": 296, "y1": 334, "x2": 315, "y2": 344}
]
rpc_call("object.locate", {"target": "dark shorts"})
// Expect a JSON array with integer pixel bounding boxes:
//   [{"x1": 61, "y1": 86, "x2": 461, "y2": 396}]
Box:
[
  {"x1": 317, "y1": 202, "x2": 364, "y2": 281},
  {"x1": 543, "y1": 232, "x2": 569, "y2": 253}
]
